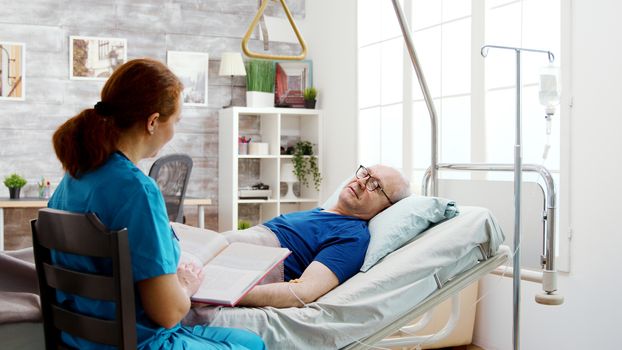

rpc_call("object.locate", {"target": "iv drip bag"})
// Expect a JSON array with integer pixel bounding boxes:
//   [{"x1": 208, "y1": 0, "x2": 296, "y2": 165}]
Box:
[{"x1": 539, "y1": 64, "x2": 560, "y2": 107}]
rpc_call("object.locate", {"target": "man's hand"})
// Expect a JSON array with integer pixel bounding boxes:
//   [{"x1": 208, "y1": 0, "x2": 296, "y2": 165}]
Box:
[{"x1": 237, "y1": 261, "x2": 339, "y2": 308}]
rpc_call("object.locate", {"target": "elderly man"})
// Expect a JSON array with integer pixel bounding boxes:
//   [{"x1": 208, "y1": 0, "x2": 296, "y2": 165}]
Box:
[{"x1": 225, "y1": 164, "x2": 410, "y2": 308}]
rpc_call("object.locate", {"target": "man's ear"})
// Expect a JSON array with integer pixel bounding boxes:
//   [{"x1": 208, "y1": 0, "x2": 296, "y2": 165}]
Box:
[{"x1": 146, "y1": 113, "x2": 160, "y2": 135}]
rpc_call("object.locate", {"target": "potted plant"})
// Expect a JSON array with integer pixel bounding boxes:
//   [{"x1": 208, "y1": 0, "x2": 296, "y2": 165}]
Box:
[
  {"x1": 303, "y1": 87, "x2": 317, "y2": 109},
  {"x1": 4, "y1": 173, "x2": 27, "y2": 199},
  {"x1": 291, "y1": 141, "x2": 321, "y2": 191},
  {"x1": 245, "y1": 59, "x2": 275, "y2": 107},
  {"x1": 238, "y1": 219, "x2": 252, "y2": 230}
]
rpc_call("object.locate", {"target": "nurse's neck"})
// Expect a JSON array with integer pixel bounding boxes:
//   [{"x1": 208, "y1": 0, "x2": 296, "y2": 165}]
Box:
[
  {"x1": 116, "y1": 131, "x2": 149, "y2": 165},
  {"x1": 116, "y1": 147, "x2": 139, "y2": 165}
]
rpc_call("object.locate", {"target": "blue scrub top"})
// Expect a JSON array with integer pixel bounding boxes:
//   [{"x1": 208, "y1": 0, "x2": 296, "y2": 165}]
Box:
[{"x1": 48, "y1": 153, "x2": 182, "y2": 349}]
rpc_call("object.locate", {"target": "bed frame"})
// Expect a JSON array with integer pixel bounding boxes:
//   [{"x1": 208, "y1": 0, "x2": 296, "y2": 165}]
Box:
[{"x1": 343, "y1": 248, "x2": 510, "y2": 349}]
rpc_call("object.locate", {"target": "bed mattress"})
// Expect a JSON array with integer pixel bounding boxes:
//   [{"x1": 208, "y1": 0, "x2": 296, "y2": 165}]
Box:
[{"x1": 184, "y1": 206, "x2": 507, "y2": 349}]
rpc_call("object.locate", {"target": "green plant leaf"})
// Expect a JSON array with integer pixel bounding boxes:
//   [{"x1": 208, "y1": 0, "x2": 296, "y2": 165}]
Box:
[
  {"x1": 291, "y1": 141, "x2": 321, "y2": 191},
  {"x1": 245, "y1": 59, "x2": 275, "y2": 93},
  {"x1": 303, "y1": 87, "x2": 317, "y2": 101},
  {"x1": 3, "y1": 173, "x2": 27, "y2": 189}
]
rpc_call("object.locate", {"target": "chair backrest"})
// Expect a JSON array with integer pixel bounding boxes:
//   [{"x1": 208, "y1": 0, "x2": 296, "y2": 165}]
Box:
[
  {"x1": 31, "y1": 208, "x2": 136, "y2": 349},
  {"x1": 148, "y1": 154, "x2": 193, "y2": 223}
]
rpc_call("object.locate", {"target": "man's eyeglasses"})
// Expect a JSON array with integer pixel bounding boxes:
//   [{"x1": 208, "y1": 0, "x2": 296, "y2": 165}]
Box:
[{"x1": 355, "y1": 165, "x2": 394, "y2": 204}]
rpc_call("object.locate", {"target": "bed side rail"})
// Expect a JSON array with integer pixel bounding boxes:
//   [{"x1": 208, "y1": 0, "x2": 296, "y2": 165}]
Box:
[{"x1": 422, "y1": 163, "x2": 563, "y2": 305}]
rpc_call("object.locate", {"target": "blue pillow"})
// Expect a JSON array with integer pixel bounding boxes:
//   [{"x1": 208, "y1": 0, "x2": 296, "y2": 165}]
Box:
[
  {"x1": 362, "y1": 195, "x2": 459, "y2": 271},
  {"x1": 321, "y1": 183, "x2": 459, "y2": 272}
]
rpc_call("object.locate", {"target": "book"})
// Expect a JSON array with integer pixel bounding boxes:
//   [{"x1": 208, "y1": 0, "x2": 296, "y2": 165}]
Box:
[{"x1": 171, "y1": 222, "x2": 290, "y2": 306}]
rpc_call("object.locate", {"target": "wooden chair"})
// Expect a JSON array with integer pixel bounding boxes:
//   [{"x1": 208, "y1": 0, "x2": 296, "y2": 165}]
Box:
[
  {"x1": 31, "y1": 208, "x2": 136, "y2": 349},
  {"x1": 148, "y1": 154, "x2": 193, "y2": 223}
]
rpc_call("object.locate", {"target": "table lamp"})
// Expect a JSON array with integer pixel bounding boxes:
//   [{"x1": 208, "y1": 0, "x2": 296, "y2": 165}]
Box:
[
  {"x1": 219, "y1": 52, "x2": 246, "y2": 108},
  {"x1": 281, "y1": 162, "x2": 298, "y2": 200}
]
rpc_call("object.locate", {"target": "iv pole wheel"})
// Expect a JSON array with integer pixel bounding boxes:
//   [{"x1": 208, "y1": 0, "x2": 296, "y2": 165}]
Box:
[{"x1": 535, "y1": 292, "x2": 564, "y2": 305}]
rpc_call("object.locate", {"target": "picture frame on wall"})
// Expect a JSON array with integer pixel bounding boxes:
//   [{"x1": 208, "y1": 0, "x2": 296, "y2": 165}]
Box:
[
  {"x1": 0, "y1": 42, "x2": 26, "y2": 101},
  {"x1": 167, "y1": 51, "x2": 209, "y2": 107},
  {"x1": 69, "y1": 36, "x2": 127, "y2": 81},
  {"x1": 274, "y1": 60, "x2": 313, "y2": 108}
]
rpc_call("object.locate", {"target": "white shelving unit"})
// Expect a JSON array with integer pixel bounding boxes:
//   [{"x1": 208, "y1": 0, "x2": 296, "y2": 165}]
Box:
[{"x1": 218, "y1": 107, "x2": 322, "y2": 231}]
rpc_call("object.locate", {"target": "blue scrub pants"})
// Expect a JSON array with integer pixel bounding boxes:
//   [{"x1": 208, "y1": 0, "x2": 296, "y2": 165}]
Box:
[{"x1": 143, "y1": 325, "x2": 266, "y2": 350}]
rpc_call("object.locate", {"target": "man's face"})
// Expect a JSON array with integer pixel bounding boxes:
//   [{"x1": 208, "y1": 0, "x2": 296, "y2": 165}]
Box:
[{"x1": 336, "y1": 165, "x2": 400, "y2": 220}]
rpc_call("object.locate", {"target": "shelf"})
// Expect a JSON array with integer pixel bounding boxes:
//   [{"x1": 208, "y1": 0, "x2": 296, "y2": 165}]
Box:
[
  {"x1": 238, "y1": 199, "x2": 278, "y2": 204},
  {"x1": 279, "y1": 198, "x2": 320, "y2": 203},
  {"x1": 227, "y1": 106, "x2": 321, "y2": 116},
  {"x1": 279, "y1": 155, "x2": 318, "y2": 159},
  {"x1": 219, "y1": 107, "x2": 322, "y2": 231},
  {"x1": 238, "y1": 155, "x2": 280, "y2": 159}
]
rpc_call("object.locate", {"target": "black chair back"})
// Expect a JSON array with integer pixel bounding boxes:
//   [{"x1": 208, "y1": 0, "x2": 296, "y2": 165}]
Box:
[
  {"x1": 31, "y1": 208, "x2": 136, "y2": 349},
  {"x1": 148, "y1": 154, "x2": 193, "y2": 223}
]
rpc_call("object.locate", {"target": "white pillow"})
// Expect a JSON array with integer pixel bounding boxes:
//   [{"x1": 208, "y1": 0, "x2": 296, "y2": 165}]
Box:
[{"x1": 321, "y1": 184, "x2": 459, "y2": 272}]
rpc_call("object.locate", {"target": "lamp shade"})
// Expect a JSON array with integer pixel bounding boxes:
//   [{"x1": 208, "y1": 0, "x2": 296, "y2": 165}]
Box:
[
  {"x1": 281, "y1": 162, "x2": 298, "y2": 182},
  {"x1": 219, "y1": 52, "x2": 246, "y2": 76}
]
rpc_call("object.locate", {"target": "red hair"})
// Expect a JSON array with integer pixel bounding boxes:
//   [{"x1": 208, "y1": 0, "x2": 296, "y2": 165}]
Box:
[{"x1": 53, "y1": 58, "x2": 183, "y2": 178}]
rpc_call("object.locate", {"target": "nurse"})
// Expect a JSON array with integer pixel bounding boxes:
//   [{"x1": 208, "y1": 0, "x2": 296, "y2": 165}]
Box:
[{"x1": 49, "y1": 58, "x2": 265, "y2": 350}]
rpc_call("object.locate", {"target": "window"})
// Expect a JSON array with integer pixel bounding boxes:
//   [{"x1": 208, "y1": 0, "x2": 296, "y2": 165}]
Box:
[
  {"x1": 357, "y1": 0, "x2": 404, "y2": 169},
  {"x1": 357, "y1": 0, "x2": 567, "y2": 270}
]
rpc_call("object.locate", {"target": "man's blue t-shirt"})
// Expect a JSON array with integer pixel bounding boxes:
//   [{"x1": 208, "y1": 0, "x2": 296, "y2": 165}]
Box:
[{"x1": 263, "y1": 208, "x2": 370, "y2": 283}]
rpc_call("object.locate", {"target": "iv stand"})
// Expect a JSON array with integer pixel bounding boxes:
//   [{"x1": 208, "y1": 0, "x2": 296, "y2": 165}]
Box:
[{"x1": 480, "y1": 45, "x2": 554, "y2": 350}]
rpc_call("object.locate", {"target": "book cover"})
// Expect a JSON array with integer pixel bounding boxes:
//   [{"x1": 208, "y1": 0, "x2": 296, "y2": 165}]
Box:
[{"x1": 171, "y1": 223, "x2": 290, "y2": 306}]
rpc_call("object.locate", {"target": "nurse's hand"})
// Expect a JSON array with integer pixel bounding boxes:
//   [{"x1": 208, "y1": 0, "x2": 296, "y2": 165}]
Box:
[{"x1": 177, "y1": 262, "x2": 204, "y2": 298}]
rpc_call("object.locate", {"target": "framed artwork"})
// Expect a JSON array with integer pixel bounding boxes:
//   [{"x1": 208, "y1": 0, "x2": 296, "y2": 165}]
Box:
[
  {"x1": 167, "y1": 51, "x2": 209, "y2": 107},
  {"x1": 0, "y1": 42, "x2": 26, "y2": 101},
  {"x1": 69, "y1": 36, "x2": 126, "y2": 80},
  {"x1": 274, "y1": 60, "x2": 313, "y2": 108}
]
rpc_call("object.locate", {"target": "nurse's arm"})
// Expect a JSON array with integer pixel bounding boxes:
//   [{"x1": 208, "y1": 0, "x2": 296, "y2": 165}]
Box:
[
  {"x1": 137, "y1": 274, "x2": 191, "y2": 329},
  {"x1": 237, "y1": 261, "x2": 339, "y2": 308}
]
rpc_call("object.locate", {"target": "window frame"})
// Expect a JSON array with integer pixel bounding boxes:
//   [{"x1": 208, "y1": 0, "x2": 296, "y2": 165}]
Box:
[{"x1": 356, "y1": 0, "x2": 571, "y2": 271}]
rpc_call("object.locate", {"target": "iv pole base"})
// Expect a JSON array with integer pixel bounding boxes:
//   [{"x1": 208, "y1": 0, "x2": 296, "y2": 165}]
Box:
[{"x1": 535, "y1": 292, "x2": 564, "y2": 305}]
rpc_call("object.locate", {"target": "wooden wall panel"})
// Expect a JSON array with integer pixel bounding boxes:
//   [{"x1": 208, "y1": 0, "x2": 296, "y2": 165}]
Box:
[{"x1": 0, "y1": 0, "x2": 305, "y2": 249}]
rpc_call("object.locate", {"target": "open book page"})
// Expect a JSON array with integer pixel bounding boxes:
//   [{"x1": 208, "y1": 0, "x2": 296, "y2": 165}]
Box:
[
  {"x1": 193, "y1": 242, "x2": 290, "y2": 306},
  {"x1": 171, "y1": 222, "x2": 229, "y2": 265},
  {"x1": 194, "y1": 265, "x2": 262, "y2": 305}
]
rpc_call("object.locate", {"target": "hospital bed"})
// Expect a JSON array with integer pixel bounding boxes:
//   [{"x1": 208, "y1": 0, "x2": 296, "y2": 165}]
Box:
[
  {"x1": 0, "y1": 206, "x2": 507, "y2": 350},
  {"x1": 0, "y1": 205, "x2": 507, "y2": 350},
  {"x1": 184, "y1": 206, "x2": 509, "y2": 349}
]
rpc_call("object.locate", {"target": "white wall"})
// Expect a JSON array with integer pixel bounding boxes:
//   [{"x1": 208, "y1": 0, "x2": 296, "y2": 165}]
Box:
[
  {"x1": 304, "y1": 0, "x2": 359, "y2": 199},
  {"x1": 473, "y1": 0, "x2": 622, "y2": 349},
  {"x1": 306, "y1": 0, "x2": 622, "y2": 348}
]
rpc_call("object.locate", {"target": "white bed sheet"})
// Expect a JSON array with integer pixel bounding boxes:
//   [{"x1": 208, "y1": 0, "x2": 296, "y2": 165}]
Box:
[{"x1": 184, "y1": 206, "x2": 506, "y2": 349}]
